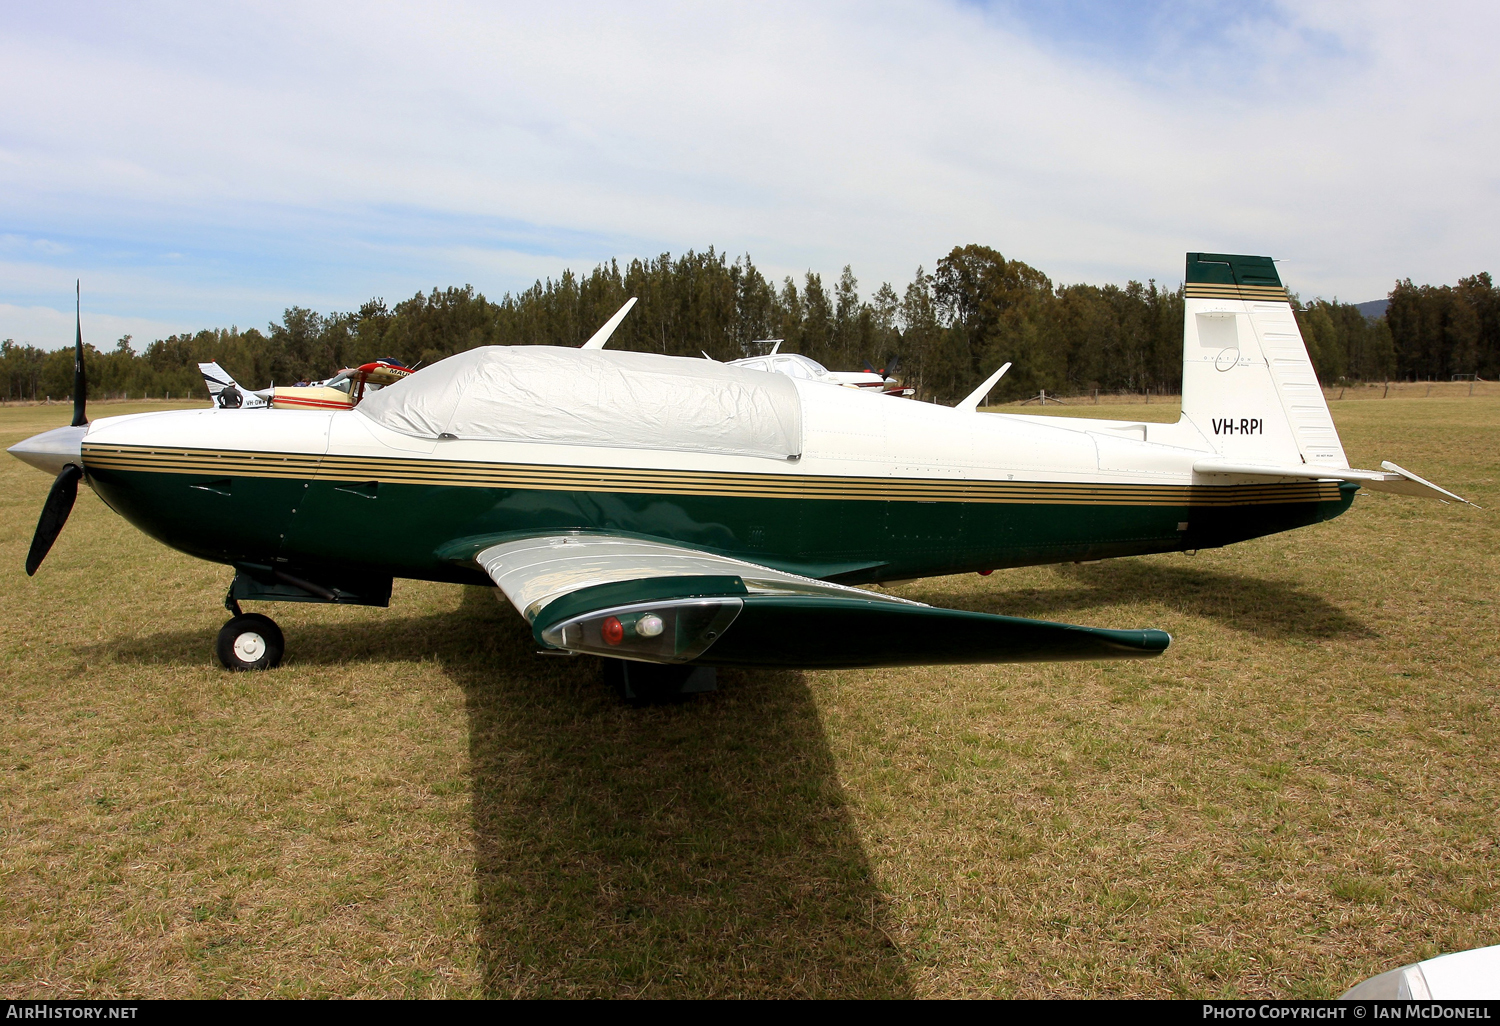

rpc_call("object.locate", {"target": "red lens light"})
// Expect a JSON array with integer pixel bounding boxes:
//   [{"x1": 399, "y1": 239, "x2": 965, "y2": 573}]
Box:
[{"x1": 601, "y1": 616, "x2": 624, "y2": 645}]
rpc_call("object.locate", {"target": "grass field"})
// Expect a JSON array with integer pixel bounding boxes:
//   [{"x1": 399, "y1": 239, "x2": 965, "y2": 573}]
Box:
[{"x1": 1, "y1": 397, "x2": 1496, "y2": 998}]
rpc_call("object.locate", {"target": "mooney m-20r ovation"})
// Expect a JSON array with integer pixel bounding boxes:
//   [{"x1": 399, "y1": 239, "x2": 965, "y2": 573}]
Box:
[{"x1": 11, "y1": 255, "x2": 1470, "y2": 700}]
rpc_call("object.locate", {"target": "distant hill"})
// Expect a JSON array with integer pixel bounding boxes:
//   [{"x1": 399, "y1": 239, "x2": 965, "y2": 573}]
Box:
[{"x1": 1355, "y1": 299, "x2": 1389, "y2": 320}]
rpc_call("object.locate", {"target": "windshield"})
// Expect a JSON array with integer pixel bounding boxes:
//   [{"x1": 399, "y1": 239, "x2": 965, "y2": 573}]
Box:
[
  {"x1": 356, "y1": 345, "x2": 805, "y2": 460},
  {"x1": 772, "y1": 355, "x2": 829, "y2": 378}
]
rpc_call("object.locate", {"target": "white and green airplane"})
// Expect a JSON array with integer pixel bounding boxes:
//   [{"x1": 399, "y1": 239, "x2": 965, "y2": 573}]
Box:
[{"x1": 8, "y1": 254, "x2": 1469, "y2": 700}]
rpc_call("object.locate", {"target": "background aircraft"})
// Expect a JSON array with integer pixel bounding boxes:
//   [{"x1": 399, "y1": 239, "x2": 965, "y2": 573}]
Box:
[
  {"x1": 723, "y1": 341, "x2": 907, "y2": 394},
  {"x1": 9, "y1": 254, "x2": 1469, "y2": 701},
  {"x1": 200, "y1": 359, "x2": 412, "y2": 411}
]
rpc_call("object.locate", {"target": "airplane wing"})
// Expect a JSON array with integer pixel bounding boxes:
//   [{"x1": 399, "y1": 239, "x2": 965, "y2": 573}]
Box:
[
  {"x1": 476, "y1": 535, "x2": 1170, "y2": 668},
  {"x1": 1192, "y1": 457, "x2": 1475, "y2": 505}
]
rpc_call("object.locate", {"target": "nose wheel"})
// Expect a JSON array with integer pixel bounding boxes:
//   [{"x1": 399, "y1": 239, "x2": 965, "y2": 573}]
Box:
[{"x1": 216, "y1": 613, "x2": 285, "y2": 671}]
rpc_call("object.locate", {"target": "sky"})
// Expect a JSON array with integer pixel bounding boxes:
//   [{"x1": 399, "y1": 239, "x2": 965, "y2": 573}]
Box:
[{"x1": 1, "y1": 1, "x2": 1496, "y2": 349}]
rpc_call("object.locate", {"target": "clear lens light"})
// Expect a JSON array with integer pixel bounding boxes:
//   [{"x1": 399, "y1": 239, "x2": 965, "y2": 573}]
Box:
[{"x1": 637, "y1": 613, "x2": 664, "y2": 637}]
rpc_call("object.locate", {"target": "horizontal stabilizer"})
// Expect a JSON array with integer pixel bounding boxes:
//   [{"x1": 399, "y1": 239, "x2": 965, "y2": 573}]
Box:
[
  {"x1": 1376, "y1": 461, "x2": 1477, "y2": 505},
  {"x1": 1192, "y1": 457, "x2": 1475, "y2": 506}
]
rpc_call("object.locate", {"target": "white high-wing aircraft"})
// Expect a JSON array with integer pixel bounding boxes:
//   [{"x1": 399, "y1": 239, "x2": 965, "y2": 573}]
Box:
[
  {"x1": 9, "y1": 253, "x2": 1470, "y2": 701},
  {"x1": 723, "y1": 342, "x2": 898, "y2": 392}
]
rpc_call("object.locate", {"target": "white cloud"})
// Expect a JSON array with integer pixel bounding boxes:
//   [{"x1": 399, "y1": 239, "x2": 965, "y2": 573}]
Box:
[
  {"x1": 0, "y1": 303, "x2": 190, "y2": 353},
  {"x1": 0, "y1": 0, "x2": 1496, "y2": 347}
]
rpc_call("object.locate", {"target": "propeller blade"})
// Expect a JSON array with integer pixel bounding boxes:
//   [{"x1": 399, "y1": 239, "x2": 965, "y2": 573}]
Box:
[
  {"x1": 26, "y1": 464, "x2": 82, "y2": 576},
  {"x1": 72, "y1": 281, "x2": 87, "y2": 427},
  {"x1": 886, "y1": 355, "x2": 900, "y2": 377}
]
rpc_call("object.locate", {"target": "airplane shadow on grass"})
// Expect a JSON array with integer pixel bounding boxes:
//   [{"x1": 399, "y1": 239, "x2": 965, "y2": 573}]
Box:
[
  {"x1": 929, "y1": 560, "x2": 1376, "y2": 641},
  {"x1": 80, "y1": 586, "x2": 912, "y2": 999},
  {"x1": 77, "y1": 562, "x2": 1367, "y2": 995}
]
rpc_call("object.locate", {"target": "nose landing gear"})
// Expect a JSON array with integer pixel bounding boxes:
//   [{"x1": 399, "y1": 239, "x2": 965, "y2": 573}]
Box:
[
  {"x1": 216, "y1": 613, "x2": 285, "y2": 671},
  {"x1": 217, "y1": 589, "x2": 284, "y2": 671}
]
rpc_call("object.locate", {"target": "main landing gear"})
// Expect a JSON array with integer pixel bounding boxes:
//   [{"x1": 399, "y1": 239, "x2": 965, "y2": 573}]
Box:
[
  {"x1": 603, "y1": 659, "x2": 717, "y2": 705},
  {"x1": 217, "y1": 594, "x2": 284, "y2": 671}
]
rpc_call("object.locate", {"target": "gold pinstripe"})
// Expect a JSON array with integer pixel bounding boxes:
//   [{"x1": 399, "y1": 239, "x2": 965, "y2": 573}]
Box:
[
  {"x1": 1184, "y1": 283, "x2": 1290, "y2": 302},
  {"x1": 82, "y1": 444, "x2": 1345, "y2": 507}
]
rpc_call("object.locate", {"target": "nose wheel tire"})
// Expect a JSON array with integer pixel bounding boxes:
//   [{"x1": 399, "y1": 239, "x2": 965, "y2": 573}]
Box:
[{"x1": 216, "y1": 613, "x2": 285, "y2": 671}]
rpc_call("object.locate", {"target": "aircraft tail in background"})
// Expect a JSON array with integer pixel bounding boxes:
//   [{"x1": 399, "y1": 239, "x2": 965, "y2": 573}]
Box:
[{"x1": 198, "y1": 362, "x2": 268, "y2": 409}]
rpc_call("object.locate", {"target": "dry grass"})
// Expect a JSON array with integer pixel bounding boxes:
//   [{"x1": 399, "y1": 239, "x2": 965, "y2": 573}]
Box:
[{"x1": 1, "y1": 397, "x2": 1496, "y2": 998}]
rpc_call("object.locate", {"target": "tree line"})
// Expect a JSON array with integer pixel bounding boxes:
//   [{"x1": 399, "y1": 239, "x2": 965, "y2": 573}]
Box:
[
  {"x1": 2, "y1": 246, "x2": 1494, "y2": 406},
  {"x1": 1385, "y1": 273, "x2": 1500, "y2": 382}
]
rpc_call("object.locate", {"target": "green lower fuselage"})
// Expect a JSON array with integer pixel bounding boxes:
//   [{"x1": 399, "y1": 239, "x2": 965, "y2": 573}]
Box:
[{"x1": 85, "y1": 451, "x2": 1357, "y2": 595}]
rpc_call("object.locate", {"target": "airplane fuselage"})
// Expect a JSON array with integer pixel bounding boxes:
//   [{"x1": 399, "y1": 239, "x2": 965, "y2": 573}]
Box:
[
  {"x1": 79, "y1": 376, "x2": 1354, "y2": 600},
  {"x1": 18, "y1": 254, "x2": 1461, "y2": 678}
]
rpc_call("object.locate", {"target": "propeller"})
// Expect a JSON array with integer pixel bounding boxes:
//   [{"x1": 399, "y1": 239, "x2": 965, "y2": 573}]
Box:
[
  {"x1": 26, "y1": 464, "x2": 82, "y2": 576},
  {"x1": 72, "y1": 281, "x2": 87, "y2": 427},
  {"x1": 24, "y1": 283, "x2": 88, "y2": 574}
]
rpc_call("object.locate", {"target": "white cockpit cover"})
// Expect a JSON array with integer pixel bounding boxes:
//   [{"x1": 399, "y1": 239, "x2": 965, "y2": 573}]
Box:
[{"x1": 356, "y1": 345, "x2": 803, "y2": 459}]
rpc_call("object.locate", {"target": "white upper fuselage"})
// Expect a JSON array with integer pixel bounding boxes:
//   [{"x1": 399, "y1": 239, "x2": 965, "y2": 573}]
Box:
[{"x1": 80, "y1": 364, "x2": 1223, "y2": 488}]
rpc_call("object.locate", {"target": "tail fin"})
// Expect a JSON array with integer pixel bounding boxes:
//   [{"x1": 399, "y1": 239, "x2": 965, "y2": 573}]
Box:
[
  {"x1": 198, "y1": 362, "x2": 236, "y2": 400},
  {"x1": 198, "y1": 362, "x2": 268, "y2": 409},
  {"x1": 1179, "y1": 253, "x2": 1347, "y2": 468}
]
